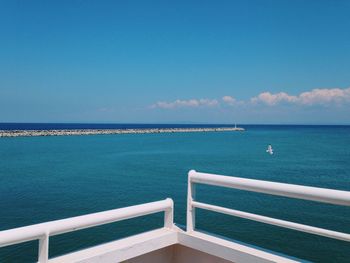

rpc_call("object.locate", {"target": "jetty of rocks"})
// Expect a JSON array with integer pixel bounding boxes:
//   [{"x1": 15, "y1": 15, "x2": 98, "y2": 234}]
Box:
[{"x1": 0, "y1": 127, "x2": 245, "y2": 138}]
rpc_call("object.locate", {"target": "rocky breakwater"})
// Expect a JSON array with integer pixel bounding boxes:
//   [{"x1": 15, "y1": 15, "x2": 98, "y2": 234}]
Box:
[{"x1": 0, "y1": 127, "x2": 245, "y2": 137}]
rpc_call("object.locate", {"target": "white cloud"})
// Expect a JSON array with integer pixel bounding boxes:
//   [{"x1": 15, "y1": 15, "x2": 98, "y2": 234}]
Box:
[
  {"x1": 251, "y1": 88, "x2": 350, "y2": 106},
  {"x1": 198, "y1": 99, "x2": 219, "y2": 107},
  {"x1": 222, "y1": 96, "x2": 236, "y2": 105},
  {"x1": 222, "y1": 95, "x2": 245, "y2": 106},
  {"x1": 152, "y1": 98, "x2": 219, "y2": 109},
  {"x1": 298, "y1": 88, "x2": 350, "y2": 105},
  {"x1": 151, "y1": 87, "x2": 350, "y2": 110},
  {"x1": 251, "y1": 92, "x2": 298, "y2": 105}
]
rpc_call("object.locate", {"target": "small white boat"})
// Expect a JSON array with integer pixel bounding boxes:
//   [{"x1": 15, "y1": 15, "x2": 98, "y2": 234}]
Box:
[{"x1": 266, "y1": 144, "x2": 274, "y2": 155}]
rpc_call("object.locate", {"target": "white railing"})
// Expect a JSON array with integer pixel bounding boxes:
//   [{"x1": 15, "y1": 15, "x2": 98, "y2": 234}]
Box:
[
  {"x1": 0, "y1": 198, "x2": 174, "y2": 263},
  {"x1": 186, "y1": 170, "x2": 350, "y2": 242}
]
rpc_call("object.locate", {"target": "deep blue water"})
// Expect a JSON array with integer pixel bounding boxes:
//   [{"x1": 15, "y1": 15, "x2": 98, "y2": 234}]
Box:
[{"x1": 0, "y1": 125, "x2": 350, "y2": 262}]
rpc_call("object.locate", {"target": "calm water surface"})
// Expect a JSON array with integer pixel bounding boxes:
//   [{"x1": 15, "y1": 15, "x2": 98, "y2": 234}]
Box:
[{"x1": 0, "y1": 125, "x2": 350, "y2": 262}]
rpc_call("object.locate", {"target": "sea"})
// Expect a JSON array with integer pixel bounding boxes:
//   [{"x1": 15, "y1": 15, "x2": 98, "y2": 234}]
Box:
[{"x1": 0, "y1": 124, "x2": 349, "y2": 262}]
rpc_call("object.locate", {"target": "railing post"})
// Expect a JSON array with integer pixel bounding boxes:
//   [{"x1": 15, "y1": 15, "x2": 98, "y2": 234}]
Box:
[
  {"x1": 187, "y1": 170, "x2": 196, "y2": 232},
  {"x1": 164, "y1": 198, "x2": 174, "y2": 229},
  {"x1": 38, "y1": 232, "x2": 49, "y2": 263}
]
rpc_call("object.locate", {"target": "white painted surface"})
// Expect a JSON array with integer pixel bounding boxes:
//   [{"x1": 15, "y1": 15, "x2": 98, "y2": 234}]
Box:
[
  {"x1": 1, "y1": 170, "x2": 349, "y2": 263},
  {"x1": 186, "y1": 170, "x2": 196, "y2": 232},
  {"x1": 192, "y1": 201, "x2": 350, "y2": 242},
  {"x1": 187, "y1": 170, "x2": 350, "y2": 244},
  {"x1": 189, "y1": 171, "x2": 350, "y2": 206},
  {"x1": 178, "y1": 231, "x2": 299, "y2": 263},
  {"x1": 0, "y1": 199, "x2": 173, "y2": 263},
  {"x1": 50, "y1": 228, "x2": 179, "y2": 263},
  {"x1": 50, "y1": 228, "x2": 300, "y2": 263}
]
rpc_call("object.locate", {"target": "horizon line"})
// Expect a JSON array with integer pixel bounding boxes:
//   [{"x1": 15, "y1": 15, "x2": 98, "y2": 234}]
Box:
[{"x1": 1, "y1": 122, "x2": 350, "y2": 126}]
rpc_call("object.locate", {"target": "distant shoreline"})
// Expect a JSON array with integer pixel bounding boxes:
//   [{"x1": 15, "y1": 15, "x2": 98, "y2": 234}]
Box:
[{"x1": 0, "y1": 127, "x2": 245, "y2": 137}]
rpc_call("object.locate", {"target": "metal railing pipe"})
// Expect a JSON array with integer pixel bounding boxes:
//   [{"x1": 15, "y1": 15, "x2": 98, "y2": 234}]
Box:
[
  {"x1": 189, "y1": 171, "x2": 350, "y2": 206},
  {"x1": 0, "y1": 198, "x2": 173, "y2": 248},
  {"x1": 192, "y1": 201, "x2": 350, "y2": 242}
]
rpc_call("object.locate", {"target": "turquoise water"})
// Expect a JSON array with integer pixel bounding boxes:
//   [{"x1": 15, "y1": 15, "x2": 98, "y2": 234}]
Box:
[{"x1": 1, "y1": 126, "x2": 350, "y2": 262}]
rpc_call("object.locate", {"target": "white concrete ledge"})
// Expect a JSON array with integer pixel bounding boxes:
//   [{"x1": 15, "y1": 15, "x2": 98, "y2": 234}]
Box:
[
  {"x1": 50, "y1": 228, "x2": 179, "y2": 263},
  {"x1": 178, "y1": 231, "x2": 299, "y2": 263},
  {"x1": 49, "y1": 227, "x2": 300, "y2": 263}
]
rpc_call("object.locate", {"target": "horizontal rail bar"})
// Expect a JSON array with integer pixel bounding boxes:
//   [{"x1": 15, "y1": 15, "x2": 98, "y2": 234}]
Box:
[
  {"x1": 192, "y1": 201, "x2": 350, "y2": 242},
  {"x1": 0, "y1": 198, "x2": 173, "y2": 248},
  {"x1": 189, "y1": 171, "x2": 350, "y2": 206}
]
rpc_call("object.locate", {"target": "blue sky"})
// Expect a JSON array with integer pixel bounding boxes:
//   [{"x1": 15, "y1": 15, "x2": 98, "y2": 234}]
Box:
[{"x1": 1, "y1": 0, "x2": 349, "y2": 124}]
